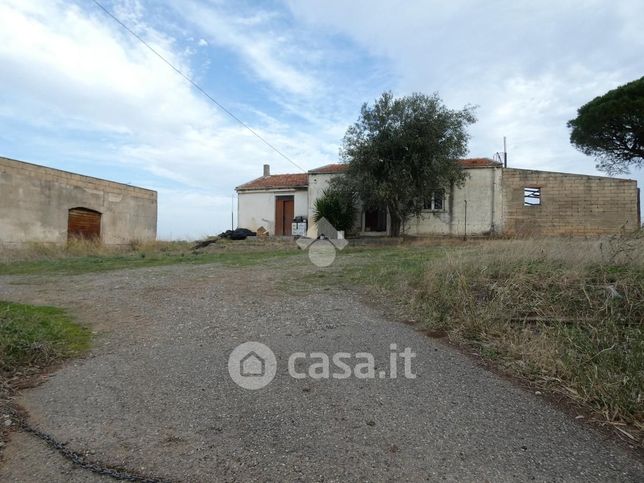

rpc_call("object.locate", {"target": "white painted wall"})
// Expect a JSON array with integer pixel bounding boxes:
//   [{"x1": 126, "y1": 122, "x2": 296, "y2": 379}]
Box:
[
  {"x1": 237, "y1": 188, "x2": 308, "y2": 234},
  {"x1": 404, "y1": 167, "x2": 503, "y2": 236},
  {"x1": 306, "y1": 172, "x2": 344, "y2": 237},
  {"x1": 238, "y1": 167, "x2": 503, "y2": 237}
]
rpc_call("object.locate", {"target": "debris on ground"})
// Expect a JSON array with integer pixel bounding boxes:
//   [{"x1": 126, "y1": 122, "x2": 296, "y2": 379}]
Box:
[
  {"x1": 192, "y1": 236, "x2": 220, "y2": 249},
  {"x1": 193, "y1": 228, "x2": 257, "y2": 249},
  {"x1": 226, "y1": 228, "x2": 256, "y2": 240},
  {"x1": 256, "y1": 226, "x2": 269, "y2": 239}
]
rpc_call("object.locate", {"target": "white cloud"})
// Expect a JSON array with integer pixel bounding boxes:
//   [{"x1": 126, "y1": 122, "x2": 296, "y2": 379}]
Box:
[
  {"x1": 2, "y1": 0, "x2": 641, "y2": 238},
  {"x1": 169, "y1": 1, "x2": 319, "y2": 96},
  {"x1": 0, "y1": 0, "x2": 217, "y2": 134},
  {"x1": 0, "y1": 0, "x2": 341, "y2": 237},
  {"x1": 286, "y1": 0, "x2": 644, "y2": 178}
]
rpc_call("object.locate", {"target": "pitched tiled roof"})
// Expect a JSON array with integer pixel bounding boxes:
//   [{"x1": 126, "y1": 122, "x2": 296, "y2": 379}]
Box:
[
  {"x1": 309, "y1": 159, "x2": 500, "y2": 173},
  {"x1": 236, "y1": 173, "x2": 308, "y2": 191},
  {"x1": 308, "y1": 163, "x2": 348, "y2": 174},
  {"x1": 459, "y1": 157, "x2": 501, "y2": 168},
  {"x1": 237, "y1": 158, "x2": 499, "y2": 191}
]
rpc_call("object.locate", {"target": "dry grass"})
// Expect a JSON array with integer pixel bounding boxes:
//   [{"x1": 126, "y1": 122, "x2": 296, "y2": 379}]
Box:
[
  {"x1": 0, "y1": 238, "x2": 301, "y2": 276},
  {"x1": 414, "y1": 232, "x2": 643, "y2": 442},
  {"x1": 0, "y1": 239, "x2": 192, "y2": 264}
]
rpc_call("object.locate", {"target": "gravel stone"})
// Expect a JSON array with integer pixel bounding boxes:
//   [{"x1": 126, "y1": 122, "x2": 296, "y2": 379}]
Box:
[{"x1": 0, "y1": 260, "x2": 642, "y2": 482}]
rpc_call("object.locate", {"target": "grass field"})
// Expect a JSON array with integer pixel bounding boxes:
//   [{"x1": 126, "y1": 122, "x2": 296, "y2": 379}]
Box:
[
  {"x1": 0, "y1": 239, "x2": 301, "y2": 275},
  {"x1": 0, "y1": 301, "x2": 91, "y2": 376}
]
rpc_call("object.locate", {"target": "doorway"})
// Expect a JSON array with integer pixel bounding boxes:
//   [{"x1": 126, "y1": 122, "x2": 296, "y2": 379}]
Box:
[
  {"x1": 68, "y1": 207, "x2": 101, "y2": 240},
  {"x1": 364, "y1": 207, "x2": 387, "y2": 232},
  {"x1": 275, "y1": 196, "x2": 294, "y2": 236}
]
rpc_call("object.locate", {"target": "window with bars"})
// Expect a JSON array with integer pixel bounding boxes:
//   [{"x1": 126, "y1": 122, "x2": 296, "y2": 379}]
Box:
[
  {"x1": 523, "y1": 187, "x2": 541, "y2": 206},
  {"x1": 423, "y1": 190, "x2": 445, "y2": 211}
]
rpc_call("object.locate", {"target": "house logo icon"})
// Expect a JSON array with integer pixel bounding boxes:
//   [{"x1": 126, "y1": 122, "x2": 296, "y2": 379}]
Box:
[
  {"x1": 240, "y1": 351, "x2": 265, "y2": 377},
  {"x1": 228, "y1": 342, "x2": 276, "y2": 390},
  {"x1": 296, "y1": 217, "x2": 348, "y2": 267}
]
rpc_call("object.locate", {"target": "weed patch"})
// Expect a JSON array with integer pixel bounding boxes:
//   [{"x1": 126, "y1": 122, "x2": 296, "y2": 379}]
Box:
[
  {"x1": 0, "y1": 240, "x2": 301, "y2": 275},
  {"x1": 413, "y1": 236, "x2": 644, "y2": 440},
  {"x1": 0, "y1": 301, "x2": 91, "y2": 375},
  {"x1": 301, "y1": 236, "x2": 643, "y2": 442}
]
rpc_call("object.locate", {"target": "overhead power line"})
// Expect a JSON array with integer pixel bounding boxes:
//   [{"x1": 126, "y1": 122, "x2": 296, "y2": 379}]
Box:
[{"x1": 91, "y1": 0, "x2": 305, "y2": 172}]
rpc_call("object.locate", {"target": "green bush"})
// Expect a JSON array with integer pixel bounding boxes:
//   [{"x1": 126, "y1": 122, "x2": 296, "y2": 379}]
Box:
[{"x1": 313, "y1": 188, "x2": 355, "y2": 232}]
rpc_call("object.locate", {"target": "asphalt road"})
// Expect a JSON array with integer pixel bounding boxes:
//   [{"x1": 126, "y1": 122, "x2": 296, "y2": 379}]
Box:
[{"x1": 0, "y1": 258, "x2": 642, "y2": 481}]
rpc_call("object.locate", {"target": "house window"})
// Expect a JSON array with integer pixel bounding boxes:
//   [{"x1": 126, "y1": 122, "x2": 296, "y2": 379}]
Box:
[
  {"x1": 424, "y1": 190, "x2": 445, "y2": 211},
  {"x1": 523, "y1": 187, "x2": 541, "y2": 206}
]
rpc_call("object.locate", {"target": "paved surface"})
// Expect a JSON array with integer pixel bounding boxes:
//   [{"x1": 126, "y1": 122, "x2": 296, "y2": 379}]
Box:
[{"x1": 0, "y1": 258, "x2": 642, "y2": 481}]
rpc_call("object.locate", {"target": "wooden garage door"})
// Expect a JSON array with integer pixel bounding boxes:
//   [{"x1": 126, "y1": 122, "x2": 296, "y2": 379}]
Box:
[{"x1": 68, "y1": 208, "x2": 101, "y2": 240}]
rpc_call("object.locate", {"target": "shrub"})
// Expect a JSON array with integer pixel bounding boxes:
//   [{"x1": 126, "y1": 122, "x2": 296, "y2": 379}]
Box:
[
  {"x1": 313, "y1": 188, "x2": 356, "y2": 232},
  {"x1": 415, "y1": 235, "x2": 643, "y2": 434}
]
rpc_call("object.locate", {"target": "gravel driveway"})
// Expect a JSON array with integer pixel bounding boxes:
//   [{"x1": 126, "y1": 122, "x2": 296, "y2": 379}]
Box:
[{"x1": 0, "y1": 256, "x2": 642, "y2": 481}]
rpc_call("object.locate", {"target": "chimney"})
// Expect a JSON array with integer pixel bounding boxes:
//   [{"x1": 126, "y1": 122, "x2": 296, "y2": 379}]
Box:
[{"x1": 263, "y1": 164, "x2": 270, "y2": 177}]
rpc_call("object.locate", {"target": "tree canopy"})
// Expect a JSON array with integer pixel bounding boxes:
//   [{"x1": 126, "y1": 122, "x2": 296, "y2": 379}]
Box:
[
  {"x1": 337, "y1": 91, "x2": 476, "y2": 236},
  {"x1": 568, "y1": 76, "x2": 644, "y2": 174}
]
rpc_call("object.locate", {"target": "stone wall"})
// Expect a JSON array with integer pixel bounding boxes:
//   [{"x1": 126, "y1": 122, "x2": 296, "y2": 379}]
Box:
[
  {"x1": 501, "y1": 168, "x2": 639, "y2": 236},
  {"x1": 0, "y1": 156, "x2": 157, "y2": 245}
]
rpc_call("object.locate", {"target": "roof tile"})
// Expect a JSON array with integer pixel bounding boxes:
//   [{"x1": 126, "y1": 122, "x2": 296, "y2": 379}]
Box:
[
  {"x1": 459, "y1": 157, "x2": 501, "y2": 168},
  {"x1": 308, "y1": 163, "x2": 348, "y2": 174},
  {"x1": 237, "y1": 158, "x2": 500, "y2": 191},
  {"x1": 236, "y1": 173, "x2": 308, "y2": 191}
]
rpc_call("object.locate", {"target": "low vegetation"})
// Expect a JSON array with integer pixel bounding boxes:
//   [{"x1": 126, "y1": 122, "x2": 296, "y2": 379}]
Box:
[
  {"x1": 305, "y1": 234, "x2": 644, "y2": 443},
  {"x1": 0, "y1": 301, "x2": 91, "y2": 376},
  {"x1": 0, "y1": 238, "x2": 301, "y2": 275},
  {"x1": 415, "y1": 235, "x2": 643, "y2": 439}
]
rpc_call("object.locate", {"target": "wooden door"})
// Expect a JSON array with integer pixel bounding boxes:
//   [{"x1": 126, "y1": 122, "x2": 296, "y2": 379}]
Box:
[
  {"x1": 275, "y1": 196, "x2": 294, "y2": 236},
  {"x1": 68, "y1": 207, "x2": 101, "y2": 240}
]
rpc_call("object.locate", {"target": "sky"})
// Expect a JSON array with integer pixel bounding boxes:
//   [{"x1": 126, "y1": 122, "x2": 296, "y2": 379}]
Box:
[{"x1": 1, "y1": 0, "x2": 642, "y2": 239}]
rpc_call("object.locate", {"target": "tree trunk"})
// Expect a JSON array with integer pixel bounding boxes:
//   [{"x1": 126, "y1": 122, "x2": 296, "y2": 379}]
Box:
[{"x1": 389, "y1": 210, "x2": 402, "y2": 237}]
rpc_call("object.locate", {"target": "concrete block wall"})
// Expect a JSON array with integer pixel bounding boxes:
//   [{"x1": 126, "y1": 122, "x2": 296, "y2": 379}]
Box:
[
  {"x1": 501, "y1": 168, "x2": 639, "y2": 236},
  {"x1": 0, "y1": 156, "x2": 157, "y2": 245}
]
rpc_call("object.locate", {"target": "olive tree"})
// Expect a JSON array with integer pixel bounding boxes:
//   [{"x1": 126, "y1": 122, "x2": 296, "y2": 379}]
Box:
[{"x1": 340, "y1": 91, "x2": 476, "y2": 236}]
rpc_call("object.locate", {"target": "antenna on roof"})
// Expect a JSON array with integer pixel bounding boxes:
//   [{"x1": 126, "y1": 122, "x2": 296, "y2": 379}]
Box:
[{"x1": 493, "y1": 137, "x2": 508, "y2": 168}]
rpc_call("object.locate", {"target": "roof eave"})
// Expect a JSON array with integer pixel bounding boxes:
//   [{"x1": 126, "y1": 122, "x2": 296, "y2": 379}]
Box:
[{"x1": 236, "y1": 185, "x2": 308, "y2": 192}]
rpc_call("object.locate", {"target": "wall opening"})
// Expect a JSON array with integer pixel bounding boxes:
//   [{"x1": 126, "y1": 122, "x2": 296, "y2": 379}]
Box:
[
  {"x1": 68, "y1": 207, "x2": 102, "y2": 240},
  {"x1": 364, "y1": 207, "x2": 387, "y2": 232},
  {"x1": 523, "y1": 187, "x2": 541, "y2": 206}
]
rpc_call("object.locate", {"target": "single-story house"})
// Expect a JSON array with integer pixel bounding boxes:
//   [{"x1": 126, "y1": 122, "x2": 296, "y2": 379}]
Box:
[{"x1": 235, "y1": 159, "x2": 640, "y2": 237}]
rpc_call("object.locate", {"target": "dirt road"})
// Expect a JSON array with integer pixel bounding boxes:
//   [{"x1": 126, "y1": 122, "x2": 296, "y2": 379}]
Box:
[{"x1": 1, "y1": 258, "x2": 642, "y2": 481}]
